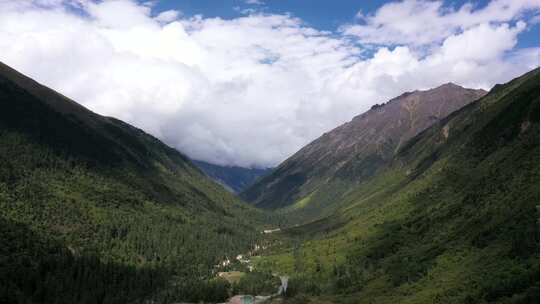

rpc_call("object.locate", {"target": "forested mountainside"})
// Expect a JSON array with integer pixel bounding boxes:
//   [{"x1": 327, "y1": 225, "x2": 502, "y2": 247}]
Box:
[
  {"x1": 2, "y1": 56, "x2": 539, "y2": 304},
  {"x1": 256, "y1": 67, "x2": 540, "y2": 303},
  {"x1": 193, "y1": 160, "x2": 272, "y2": 193},
  {"x1": 243, "y1": 83, "x2": 486, "y2": 219},
  {"x1": 0, "y1": 62, "x2": 264, "y2": 304}
]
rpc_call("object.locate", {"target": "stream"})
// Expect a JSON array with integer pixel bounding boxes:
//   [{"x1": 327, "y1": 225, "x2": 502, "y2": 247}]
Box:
[
  {"x1": 228, "y1": 275, "x2": 289, "y2": 304},
  {"x1": 277, "y1": 276, "x2": 289, "y2": 295}
]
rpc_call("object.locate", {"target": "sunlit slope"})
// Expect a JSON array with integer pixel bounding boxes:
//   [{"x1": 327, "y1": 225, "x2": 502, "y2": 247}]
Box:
[
  {"x1": 243, "y1": 83, "x2": 486, "y2": 220},
  {"x1": 257, "y1": 66, "x2": 540, "y2": 303},
  {"x1": 0, "y1": 62, "x2": 263, "y2": 303}
]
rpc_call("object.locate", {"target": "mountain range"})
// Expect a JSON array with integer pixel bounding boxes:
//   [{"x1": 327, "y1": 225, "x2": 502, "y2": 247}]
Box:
[
  {"x1": 2, "y1": 59, "x2": 540, "y2": 304},
  {"x1": 252, "y1": 66, "x2": 540, "y2": 303},
  {"x1": 243, "y1": 83, "x2": 486, "y2": 219},
  {"x1": 193, "y1": 160, "x2": 272, "y2": 193},
  {"x1": 0, "y1": 61, "x2": 264, "y2": 303}
]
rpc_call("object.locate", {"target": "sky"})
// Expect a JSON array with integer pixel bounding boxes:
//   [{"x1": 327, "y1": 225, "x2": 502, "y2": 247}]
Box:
[{"x1": 1, "y1": 0, "x2": 539, "y2": 168}]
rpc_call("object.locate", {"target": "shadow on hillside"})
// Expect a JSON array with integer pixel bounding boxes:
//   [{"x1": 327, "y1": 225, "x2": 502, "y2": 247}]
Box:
[{"x1": 0, "y1": 216, "x2": 167, "y2": 304}]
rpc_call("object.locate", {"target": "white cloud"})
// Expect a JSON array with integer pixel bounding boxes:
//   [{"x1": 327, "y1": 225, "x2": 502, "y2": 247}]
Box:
[
  {"x1": 437, "y1": 22, "x2": 526, "y2": 63},
  {"x1": 0, "y1": 0, "x2": 539, "y2": 168},
  {"x1": 245, "y1": 0, "x2": 264, "y2": 5},
  {"x1": 342, "y1": 0, "x2": 540, "y2": 47},
  {"x1": 155, "y1": 10, "x2": 181, "y2": 23}
]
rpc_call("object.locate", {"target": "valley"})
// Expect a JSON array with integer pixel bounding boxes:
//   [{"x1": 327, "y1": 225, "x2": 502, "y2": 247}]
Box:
[
  {"x1": 193, "y1": 160, "x2": 273, "y2": 194},
  {"x1": 1, "y1": 61, "x2": 540, "y2": 304},
  {"x1": 0, "y1": 61, "x2": 267, "y2": 303},
  {"x1": 246, "y1": 66, "x2": 540, "y2": 303}
]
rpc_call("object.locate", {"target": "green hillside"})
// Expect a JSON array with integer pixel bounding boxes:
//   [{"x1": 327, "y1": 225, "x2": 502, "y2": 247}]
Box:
[
  {"x1": 243, "y1": 83, "x2": 486, "y2": 221},
  {"x1": 255, "y1": 67, "x2": 540, "y2": 303},
  {"x1": 0, "y1": 62, "x2": 265, "y2": 304},
  {"x1": 3, "y1": 57, "x2": 540, "y2": 304}
]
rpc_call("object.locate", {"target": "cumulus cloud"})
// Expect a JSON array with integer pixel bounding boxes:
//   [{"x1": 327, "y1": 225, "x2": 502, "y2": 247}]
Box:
[
  {"x1": 342, "y1": 0, "x2": 540, "y2": 46},
  {"x1": 154, "y1": 10, "x2": 181, "y2": 23},
  {"x1": 0, "y1": 0, "x2": 539, "y2": 168},
  {"x1": 244, "y1": 0, "x2": 264, "y2": 5}
]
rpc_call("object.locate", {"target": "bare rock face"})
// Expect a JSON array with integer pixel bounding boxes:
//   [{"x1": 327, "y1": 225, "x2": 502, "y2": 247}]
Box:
[{"x1": 242, "y1": 83, "x2": 487, "y2": 210}]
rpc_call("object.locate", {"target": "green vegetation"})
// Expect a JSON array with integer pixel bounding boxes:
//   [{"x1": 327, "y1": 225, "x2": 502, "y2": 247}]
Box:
[
  {"x1": 0, "y1": 62, "x2": 266, "y2": 303},
  {"x1": 3, "y1": 60, "x2": 540, "y2": 304},
  {"x1": 254, "y1": 67, "x2": 540, "y2": 303},
  {"x1": 243, "y1": 83, "x2": 486, "y2": 214},
  {"x1": 232, "y1": 270, "x2": 281, "y2": 296},
  {"x1": 219, "y1": 271, "x2": 247, "y2": 284}
]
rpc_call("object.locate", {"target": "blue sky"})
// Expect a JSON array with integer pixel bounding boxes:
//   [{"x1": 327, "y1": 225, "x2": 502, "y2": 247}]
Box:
[
  {"x1": 152, "y1": 0, "x2": 539, "y2": 49},
  {"x1": 1, "y1": 0, "x2": 539, "y2": 167}
]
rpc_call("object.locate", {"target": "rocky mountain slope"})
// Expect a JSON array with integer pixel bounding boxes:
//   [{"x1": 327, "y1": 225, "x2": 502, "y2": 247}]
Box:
[
  {"x1": 193, "y1": 160, "x2": 272, "y2": 193},
  {"x1": 257, "y1": 66, "x2": 540, "y2": 303},
  {"x1": 0, "y1": 62, "x2": 263, "y2": 304},
  {"x1": 243, "y1": 83, "x2": 486, "y2": 215}
]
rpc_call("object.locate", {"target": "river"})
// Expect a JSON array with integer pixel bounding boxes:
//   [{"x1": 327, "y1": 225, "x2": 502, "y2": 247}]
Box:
[
  {"x1": 228, "y1": 275, "x2": 288, "y2": 304},
  {"x1": 277, "y1": 276, "x2": 289, "y2": 295}
]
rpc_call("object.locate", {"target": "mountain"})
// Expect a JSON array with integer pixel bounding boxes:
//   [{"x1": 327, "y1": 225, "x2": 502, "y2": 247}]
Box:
[
  {"x1": 0, "y1": 62, "x2": 263, "y2": 303},
  {"x1": 255, "y1": 66, "x2": 540, "y2": 303},
  {"x1": 193, "y1": 160, "x2": 272, "y2": 193},
  {"x1": 243, "y1": 83, "x2": 486, "y2": 216}
]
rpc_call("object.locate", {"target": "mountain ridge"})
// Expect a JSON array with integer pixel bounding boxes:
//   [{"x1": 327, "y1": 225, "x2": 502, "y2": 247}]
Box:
[
  {"x1": 243, "y1": 82, "x2": 486, "y2": 215},
  {"x1": 193, "y1": 160, "x2": 273, "y2": 193},
  {"x1": 255, "y1": 66, "x2": 540, "y2": 303},
  {"x1": 0, "y1": 61, "x2": 263, "y2": 303}
]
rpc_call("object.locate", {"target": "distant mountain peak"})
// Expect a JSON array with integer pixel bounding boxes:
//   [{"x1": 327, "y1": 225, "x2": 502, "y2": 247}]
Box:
[
  {"x1": 434, "y1": 82, "x2": 487, "y2": 94},
  {"x1": 438, "y1": 82, "x2": 462, "y2": 88},
  {"x1": 193, "y1": 160, "x2": 272, "y2": 193},
  {"x1": 243, "y1": 83, "x2": 487, "y2": 211}
]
